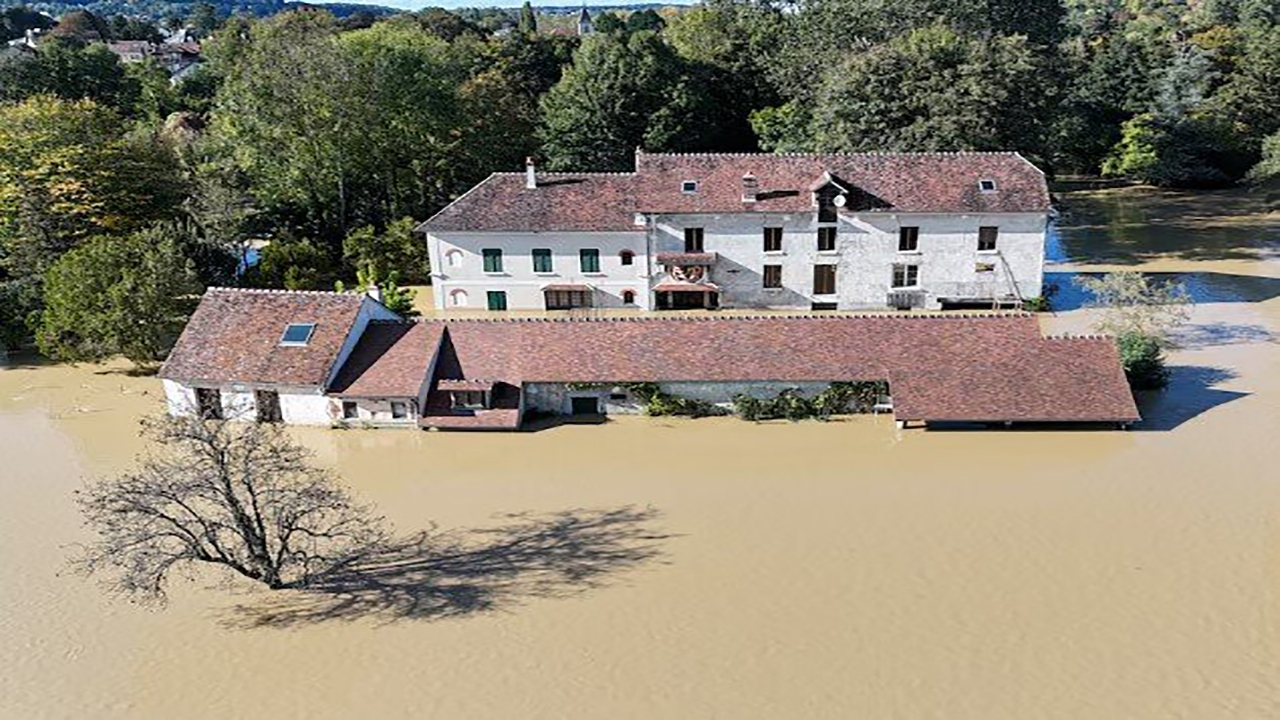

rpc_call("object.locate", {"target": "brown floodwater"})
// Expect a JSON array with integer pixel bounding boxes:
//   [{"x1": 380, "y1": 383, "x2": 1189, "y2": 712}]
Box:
[{"x1": 2, "y1": 186, "x2": 1279, "y2": 719}]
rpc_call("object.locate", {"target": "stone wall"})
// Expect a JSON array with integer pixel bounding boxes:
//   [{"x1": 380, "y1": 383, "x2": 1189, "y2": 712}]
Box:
[{"x1": 524, "y1": 380, "x2": 839, "y2": 415}]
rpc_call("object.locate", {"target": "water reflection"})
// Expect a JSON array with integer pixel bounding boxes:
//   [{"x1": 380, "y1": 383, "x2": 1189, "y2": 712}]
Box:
[
  {"x1": 1044, "y1": 271, "x2": 1280, "y2": 311},
  {"x1": 1048, "y1": 185, "x2": 1280, "y2": 265}
]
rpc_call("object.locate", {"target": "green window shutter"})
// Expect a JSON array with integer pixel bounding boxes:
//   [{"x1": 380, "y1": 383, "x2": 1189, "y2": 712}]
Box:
[
  {"x1": 580, "y1": 249, "x2": 600, "y2": 273},
  {"x1": 487, "y1": 291, "x2": 507, "y2": 311},
  {"x1": 532, "y1": 249, "x2": 552, "y2": 273},
  {"x1": 483, "y1": 249, "x2": 503, "y2": 273}
]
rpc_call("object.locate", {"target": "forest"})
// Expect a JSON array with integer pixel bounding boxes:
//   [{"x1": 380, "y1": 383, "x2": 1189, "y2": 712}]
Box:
[{"x1": 1, "y1": 0, "x2": 1278, "y2": 363}]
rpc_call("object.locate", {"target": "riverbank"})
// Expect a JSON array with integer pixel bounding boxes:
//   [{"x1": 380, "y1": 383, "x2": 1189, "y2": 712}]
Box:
[{"x1": 2, "y1": 185, "x2": 1278, "y2": 719}]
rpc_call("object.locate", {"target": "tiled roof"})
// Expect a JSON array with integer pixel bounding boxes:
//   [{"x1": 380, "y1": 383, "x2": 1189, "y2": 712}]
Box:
[
  {"x1": 327, "y1": 321, "x2": 445, "y2": 398},
  {"x1": 420, "y1": 151, "x2": 1050, "y2": 233},
  {"x1": 160, "y1": 288, "x2": 369, "y2": 387},
  {"x1": 425, "y1": 314, "x2": 1138, "y2": 423}
]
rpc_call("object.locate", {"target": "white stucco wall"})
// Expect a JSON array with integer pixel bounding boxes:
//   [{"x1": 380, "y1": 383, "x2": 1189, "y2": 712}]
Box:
[
  {"x1": 162, "y1": 380, "x2": 336, "y2": 426},
  {"x1": 651, "y1": 212, "x2": 1046, "y2": 310},
  {"x1": 427, "y1": 231, "x2": 651, "y2": 311}
]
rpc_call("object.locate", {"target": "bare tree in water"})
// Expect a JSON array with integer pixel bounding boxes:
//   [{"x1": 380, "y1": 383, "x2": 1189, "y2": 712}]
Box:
[{"x1": 71, "y1": 415, "x2": 387, "y2": 604}]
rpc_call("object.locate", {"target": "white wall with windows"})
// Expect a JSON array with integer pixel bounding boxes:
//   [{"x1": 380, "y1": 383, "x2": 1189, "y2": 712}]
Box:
[
  {"x1": 426, "y1": 231, "x2": 651, "y2": 311},
  {"x1": 649, "y1": 211, "x2": 1046, "y2": 310}
]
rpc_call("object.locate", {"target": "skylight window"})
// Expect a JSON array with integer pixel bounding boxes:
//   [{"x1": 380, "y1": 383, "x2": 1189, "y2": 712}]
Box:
[
  {"x1": 681, "y1": 180, "x2": 698, "y2": 194},
  {"x1": 280, "y1": 323, "x2": 316, "y2": 346},
  {"x1": 978, "y1": 179, "x2": 998, "y2": 192}
]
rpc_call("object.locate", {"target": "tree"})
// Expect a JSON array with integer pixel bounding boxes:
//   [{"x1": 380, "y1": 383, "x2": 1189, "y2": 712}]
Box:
[
  {"x1": 336, "y1": 264, "x2": 417, "y2": 316},
  {"x1": 37, "y1": 224, "x2": 203, "y2": 366},
  {"x1": 51, "y1": 10, "x2": 110, "y2": 43},
  {"x1": 1075, "y1": 271, "x2": 1193, "y2": 341},
  {"x1": 802, "y1": 24, "x2": 1051, "y2": 156},
  {"x1": 517, "y1": 1, "x2": 537, "y2": 35},
  {"x1": 0, "y1": 96, "x2": 186, "y2": 278},
  {"x1": 1246, "y1": 129, "x2": 1280, "y2": 185},
  {"x1": 1117, "y1": 332, "x2": 1169, "y2": 390},
  {"x1": 0, "y1": 37, "x2": 140, "y2": 112},
  {"x1": 1102, "y1": 113, "x2": 1251, "y2": 187},
  {"x1": 539, "y1": 31, "x2": 702, "y2": 170},
  {"x1": 0, "y1": 5, "x2": 53, "y2": 43},
  {"x1": 185, "y1": 168, "x2": 259, "y2": 274},
  {"x1": 71, "y1": 414, "x2": 388, "y2": 604},
  {"x1": 342, "y1": 217, "x2": 429, "y2": 285}
]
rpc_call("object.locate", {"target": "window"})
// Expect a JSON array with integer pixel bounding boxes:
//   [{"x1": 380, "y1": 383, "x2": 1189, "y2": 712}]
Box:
[
  {"x1": 453, "y1": 391, "x2": 485, "y2": 409},
  {"x1": 279, "y1": 323, "x2": 315, "y2": 346},
  {"x1": 763, "y1": 227, "x2": 783, "y2": 253},
  {"x1": 892, "y1": 264, "x2": 919, "y2": 288},
  {"x1": 978, "y1": 226, "x2": 998, "y2": 252},
  {"x1": 532, "y1": 248, "x2": 553, "y2": 273},
  {"x1": 449, "y1": 289, "x2": 469, "y2": 307},
  {"x1": 390, "y1": 401, "x2": 407, "y2": 419},
  {"x1": 684, "y1": 227, "x2": 704, "y2": 253},
  {"x1": 817, "y1": 227, "x2": 837, "y2": 252},
  {"x1": 482, "y1": 248, "x2": 503, "y2": 273},
  {"x1": 898, "y1": 226, "x2": 919, "y2": 252},
  {"x1": 546, "y1": 289, "x2": 592, "y2": 310},
  {"x1": 446, "y1": 249, "x2": 463, "y2": 268},
  {"x1": 813, "y1": 264, "x2": 836, "y2": 295},
  {"x1": 486, "y1": 291, "x2": 508, "y2": 311},
  {"x1": 978, "y1": 179, "x2": 998, "y2": 192},
  {"x1": 255, "y1": 390, "x2": 281, "y2": 423},
  {"x1": 763, "y1": 264, "x2": 782, "y2": 289},
  {"x1": 619, "y1": 250, "x2": 635, "y2": 266},
  {"x1": 196, "y1": 388, "x2": 222, "y2": 420},
  {"x1": 580, "y1": 248, "x2": 600, "y2": 273},
  {"x1": 681, "y1": 180, "x2": 698, "y2": 194},
  {"x1": 622, "y1": 289, "x2": 636, "y2": 304},
  {"x1": 342, "y1": 401, "x2": 358, "y2": 420}
]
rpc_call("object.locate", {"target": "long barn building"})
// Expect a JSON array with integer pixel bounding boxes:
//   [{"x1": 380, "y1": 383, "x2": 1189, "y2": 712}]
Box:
[{"x1": 159, "y1": 288, "x2": 1140, "y2": 430}]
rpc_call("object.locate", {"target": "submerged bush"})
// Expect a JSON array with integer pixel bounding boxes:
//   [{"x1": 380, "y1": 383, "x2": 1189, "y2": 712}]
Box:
[
  {"x1": 621, "y1": 382, "x2": 727, "y2": 418},
  {"x1": 1117, "y1": 331, "x2": 1169, "y2": 390},
  {"x1": 734, "y1": 381, "x2": 888, "y2": 422}
]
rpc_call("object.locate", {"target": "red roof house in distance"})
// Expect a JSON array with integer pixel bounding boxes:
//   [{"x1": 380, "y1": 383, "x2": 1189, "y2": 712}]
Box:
[{"x1": 160, "y1": 288, "x2": 1139, "y2": 430}]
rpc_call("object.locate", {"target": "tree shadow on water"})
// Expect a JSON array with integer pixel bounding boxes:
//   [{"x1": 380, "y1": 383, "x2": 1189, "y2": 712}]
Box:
[
  {"x1": 1135, "y1": 366, "x2": 1248, "y2": 431},
  {"x1": 222, "y1": 505, "x2": 671, "y2": 629}
]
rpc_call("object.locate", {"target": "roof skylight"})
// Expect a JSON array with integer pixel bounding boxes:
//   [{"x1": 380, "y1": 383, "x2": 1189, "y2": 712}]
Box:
[
  {"x1": 280, "y1": 323, "x2": 316, "y2": 346},
  {"x1": 681, "y1": 180, "x2": 698, "y2": 194},
  {"x1": 978, "y1": 179, "x2": 998, "y2": 192}
]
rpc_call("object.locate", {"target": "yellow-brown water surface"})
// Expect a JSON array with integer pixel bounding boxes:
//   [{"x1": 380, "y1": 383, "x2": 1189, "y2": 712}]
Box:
[{"x1": 2, "y1": 185, "x2": 1278, "y2": 719}]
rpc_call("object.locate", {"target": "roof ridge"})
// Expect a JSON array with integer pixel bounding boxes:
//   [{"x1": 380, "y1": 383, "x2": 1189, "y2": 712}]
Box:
[
  {"x1": 207, "y1": 286, "x2": 360, "y2": 298},
  {"x1": 427, "y1": 312, "x2": 1032, "y2": 326},
  {"x1": 638, "y1": 151, "x2": 1022, "y2": 159},
  {"x1": 491, "y1": 171, "x2": 638, "y2": 177}
]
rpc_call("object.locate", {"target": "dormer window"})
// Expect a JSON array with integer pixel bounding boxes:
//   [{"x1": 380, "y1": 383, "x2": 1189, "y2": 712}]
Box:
[
  {"x1": 681, "y1": 180, "x2": 698, "y2": 194},
  {"x1": 978, "y1": 179, "x2": 998, "y2": 193},
  {"x1": 280, "y1": 323, "x2": 315, "y2": 346}
]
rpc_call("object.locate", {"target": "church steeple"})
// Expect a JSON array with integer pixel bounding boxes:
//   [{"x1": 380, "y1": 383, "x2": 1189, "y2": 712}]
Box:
[{"x1": 577, "y1": 5, "x2": 593, "y2": 36}]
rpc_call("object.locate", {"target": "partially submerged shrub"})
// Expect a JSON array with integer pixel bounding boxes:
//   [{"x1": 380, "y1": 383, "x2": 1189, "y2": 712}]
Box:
[
  {"x1": 1117, "y1": 331, "x2": 1169, "y2": 390},
  {"x1": 734, "y1": 381, "x2": 888, "y2": 422}
]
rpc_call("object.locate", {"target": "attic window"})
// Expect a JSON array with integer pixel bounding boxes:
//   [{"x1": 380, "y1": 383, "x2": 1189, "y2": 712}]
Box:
[
  {"x1": 280, "y1": 323, "x2": 316, "y2": 346},
  {"x1": 681, "y1": 180, "x2": 698, "y2": 194},
  {"x1": 978, "y1": 179, "x2": 998, "y2": 192}
]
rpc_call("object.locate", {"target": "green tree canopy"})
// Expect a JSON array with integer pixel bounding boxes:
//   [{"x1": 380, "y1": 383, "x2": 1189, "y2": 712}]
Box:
[{"x1": 37, "y1": 224, "x2": 203, "y2": 366}]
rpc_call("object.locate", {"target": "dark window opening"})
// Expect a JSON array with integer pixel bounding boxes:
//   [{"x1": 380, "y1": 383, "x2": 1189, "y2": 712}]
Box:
[
  {"x1": 342, "y1": 400, "x2": 359, "y2": 420},
  {"x1": 763, "y1": 264, "x2": 782, "y2": 289},
  {"x1": 571, "y1": 396, "x2": 601, "y2": 415},
  {"x1": 816, "y1": 185, "x2": 841, "y2": 223},
  {"x1": 763, "y1": 227, "x2": 783, "y2": 252},
  {"x1": 619, "y1": 250, "x2": 635, "y2": 266},
  {"x1": 811, "y1": 301, "x2": 838, "y2": 311},
  {"x1": 546, "y1": 289, "x2": 592, "y2": 310},
  {"x1": 813, "y1": 264, "x2": 837, "y2": 295},
  {"x1": 486, "y1": 291, "x2": 508, "y2": 311},
  {"x1": 817, "y1": 227, "x2": 837, "y2": 252},
  {"x1": 482, "y1": 248, "x2": 503, "y2": 273},
  {"x1": 453, "y1": 391, "x2": 486, "y2": 409},
  {"x1": 892, "y1": 264, "x2": 919, "y2": 288},
  {"x1": 899, "y1": 227, "x2": 919, "y2": 252},
  {"x1": 580, "y1": 248, "x2": 600, "y2": 273},
  {"x1": 622, "y1": 289, "x2": 636, "y2": 304},
  {"x1": 255, "y1": 390, "x2": 281, "y2": 423},
  {"x1": 196, "y1": 388, "x2": 222, "y2": 420},
  {"x1": 978, "y1": 226, "x2": 998, "y2": 252},
  {"x1": 684, "y1": 227, "x2": 704, "y2": 253},
  {"x1": 391, "y1": 401, "x2": 408, "y2": 419},
  {"x1": 681, "y1": 180, "x2": 698, "y2": 194},
  {"x1": 532, "y1": 248, "x2": 552, "y2": 273}
]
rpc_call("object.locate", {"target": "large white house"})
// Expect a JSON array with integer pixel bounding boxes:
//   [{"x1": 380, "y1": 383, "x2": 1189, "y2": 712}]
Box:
[{"x1": 418, "y1": 151, "x2": 1051, "y2": 313}]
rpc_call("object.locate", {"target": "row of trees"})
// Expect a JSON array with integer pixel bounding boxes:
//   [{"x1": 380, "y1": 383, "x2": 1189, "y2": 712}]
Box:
[{"x1": 2, "y1": 1, "x2": 1277, "y2": 365}]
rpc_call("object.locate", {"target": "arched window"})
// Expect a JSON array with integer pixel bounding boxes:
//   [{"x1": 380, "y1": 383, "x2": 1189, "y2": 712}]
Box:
[
  {"x1": 619, "y1": 250, "x2": 635, "y2": 266},
  {"x1": 449, "y1": 289, "x2": 469, "y2": 307},
  {"x1": 446, "y1": 249, "x2": 463, "y2": 268},
  {"x1": 622, "y1": 290, "x2": 636, "y2": 305}
]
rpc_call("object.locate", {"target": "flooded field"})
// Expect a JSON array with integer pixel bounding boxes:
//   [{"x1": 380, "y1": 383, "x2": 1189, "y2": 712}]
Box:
[{"x1": 3, "y1": 185, "x2": 1279, "y2": 719}]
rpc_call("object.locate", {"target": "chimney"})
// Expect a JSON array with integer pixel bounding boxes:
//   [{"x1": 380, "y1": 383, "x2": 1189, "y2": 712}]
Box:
[
  {"x1": 741, "y1": 173, "x2": 759, "y2": 203},
  {"x1": 526, "y1": 157, "x2": 537, "y2": 190},
  {"x1": 366, "y1": 284, "x2": 382, "y2": 303}
]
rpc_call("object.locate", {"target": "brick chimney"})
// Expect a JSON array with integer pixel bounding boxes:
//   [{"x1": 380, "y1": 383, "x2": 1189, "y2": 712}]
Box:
[
  {"x1": 741, "y1": 173, "x2": 759, "y2": 203},
  {"x1": 526, "y1": 157, "x2": 537, "y2": 190}
]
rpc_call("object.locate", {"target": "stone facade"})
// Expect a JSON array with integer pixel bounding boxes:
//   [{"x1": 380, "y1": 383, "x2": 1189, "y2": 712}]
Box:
[{"x1": 426, "y1": 212, "x2": 1046, "y2": 312}]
